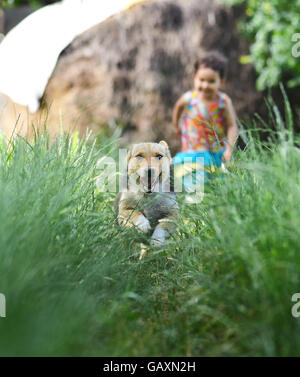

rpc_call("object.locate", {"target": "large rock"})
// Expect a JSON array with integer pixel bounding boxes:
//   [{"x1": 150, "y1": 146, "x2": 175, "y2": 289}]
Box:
[
  {"x1": 0, "y1": 93, "x2": 30, "y2": 139},
  {"x1": 42, "y1": 0, "x2": 262, "y2": 151}
]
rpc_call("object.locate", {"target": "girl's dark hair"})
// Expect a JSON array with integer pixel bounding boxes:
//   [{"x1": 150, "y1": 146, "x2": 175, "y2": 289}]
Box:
[{"x1": 194, "y1": 51, "x2": 228, "y2": 79}]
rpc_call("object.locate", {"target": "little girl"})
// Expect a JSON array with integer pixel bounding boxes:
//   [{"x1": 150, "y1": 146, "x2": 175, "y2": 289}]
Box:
[{"x1": 173, "y1": 51, "x2": 238, "y2": 188}]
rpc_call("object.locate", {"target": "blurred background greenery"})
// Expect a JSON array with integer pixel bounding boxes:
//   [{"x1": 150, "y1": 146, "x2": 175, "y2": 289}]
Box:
[
  {"x1": 222, "y1": 0, "x2": 300, "y2": 91},
  {"x1": 0, "y1": 0, "x2": 57, "y2": 8}
]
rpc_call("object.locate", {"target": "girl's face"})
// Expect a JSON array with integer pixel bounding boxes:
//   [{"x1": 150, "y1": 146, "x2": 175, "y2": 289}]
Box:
[{"x1": 194, "y1": 65, "x2": 223, "y2": 100}]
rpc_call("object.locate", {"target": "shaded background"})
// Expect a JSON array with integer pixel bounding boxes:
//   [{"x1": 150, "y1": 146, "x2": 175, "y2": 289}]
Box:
[{"x1": 0, "y1": 0, "x2": 299, "y2": 152}]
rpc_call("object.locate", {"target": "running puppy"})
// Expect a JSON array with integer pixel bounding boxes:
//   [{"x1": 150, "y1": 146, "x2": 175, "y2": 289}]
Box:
[{"x1": 115, "y1": 141, "x2": 178, "y2": 259}]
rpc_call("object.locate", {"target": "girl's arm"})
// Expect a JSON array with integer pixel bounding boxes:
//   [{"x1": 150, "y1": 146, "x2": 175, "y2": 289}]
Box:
[
  {"x1": 172, "y1": 96, "x2": 185, "y2": 137},
  {"x1": 223, "y1": 99, "x2": 239, "y2": 163}
]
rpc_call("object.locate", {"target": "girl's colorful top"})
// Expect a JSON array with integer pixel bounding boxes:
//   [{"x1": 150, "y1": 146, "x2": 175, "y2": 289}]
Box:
[{"x1": 180, "y1": 90, "x2": 230, "y2": 153}]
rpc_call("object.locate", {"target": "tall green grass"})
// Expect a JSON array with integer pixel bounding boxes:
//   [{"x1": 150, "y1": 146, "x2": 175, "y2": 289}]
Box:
[{"x1": 0, "y1": 99, "x2": 299, "y2": 356}]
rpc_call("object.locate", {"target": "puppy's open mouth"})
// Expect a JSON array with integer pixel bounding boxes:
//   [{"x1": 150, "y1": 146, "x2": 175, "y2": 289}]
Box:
[{"x1": 139, "y1": 172, "x2": 162, "y2": 193}]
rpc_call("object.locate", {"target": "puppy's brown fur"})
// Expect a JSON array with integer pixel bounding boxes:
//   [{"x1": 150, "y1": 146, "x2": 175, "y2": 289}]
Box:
[{"x1": 115, "y1": 141, "x2": 178, "y2": 259}]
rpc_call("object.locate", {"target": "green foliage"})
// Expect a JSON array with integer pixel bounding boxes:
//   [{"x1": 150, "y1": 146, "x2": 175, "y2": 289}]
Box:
[
  {"x1": 0, "y1": 99, "x2": 299, "y2": 355},
  {"x1": 221, "y1": 0, "x2": 300, "y2": 90},
  {"x1": 0, "y1": 0, "x2": 57, "y2": 9}
]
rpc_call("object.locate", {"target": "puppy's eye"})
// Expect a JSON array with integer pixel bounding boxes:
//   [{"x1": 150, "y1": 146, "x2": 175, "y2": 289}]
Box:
[
  {"x1": 135, "y1": 154, "x2": 143, "y2": 159},
  {"x1": 156, "y1": 154, "x2": 163, "y2": 160}
]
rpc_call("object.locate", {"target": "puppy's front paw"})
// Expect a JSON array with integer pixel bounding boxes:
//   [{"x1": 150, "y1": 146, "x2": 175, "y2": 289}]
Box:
[
  {"x1": 151, "y1": 238, "x2": 164, "y2": 246},
  {"x1": 151, "y1": 225, "x2": 166, "y2": 246},
  {"x1": 135, "y1": 215, "x2": 151, "y2": 233}
]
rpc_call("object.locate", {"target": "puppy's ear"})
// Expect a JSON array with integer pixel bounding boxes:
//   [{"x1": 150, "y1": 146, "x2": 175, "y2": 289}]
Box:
[{"x1": 159, "y1": 140, "x2": 171, "y2": 159}]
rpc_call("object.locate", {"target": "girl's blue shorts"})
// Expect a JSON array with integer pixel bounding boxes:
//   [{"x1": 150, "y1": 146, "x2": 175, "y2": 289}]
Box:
[{"x1": 173, "y1": 150, "x2": 225, "y2": 190}]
